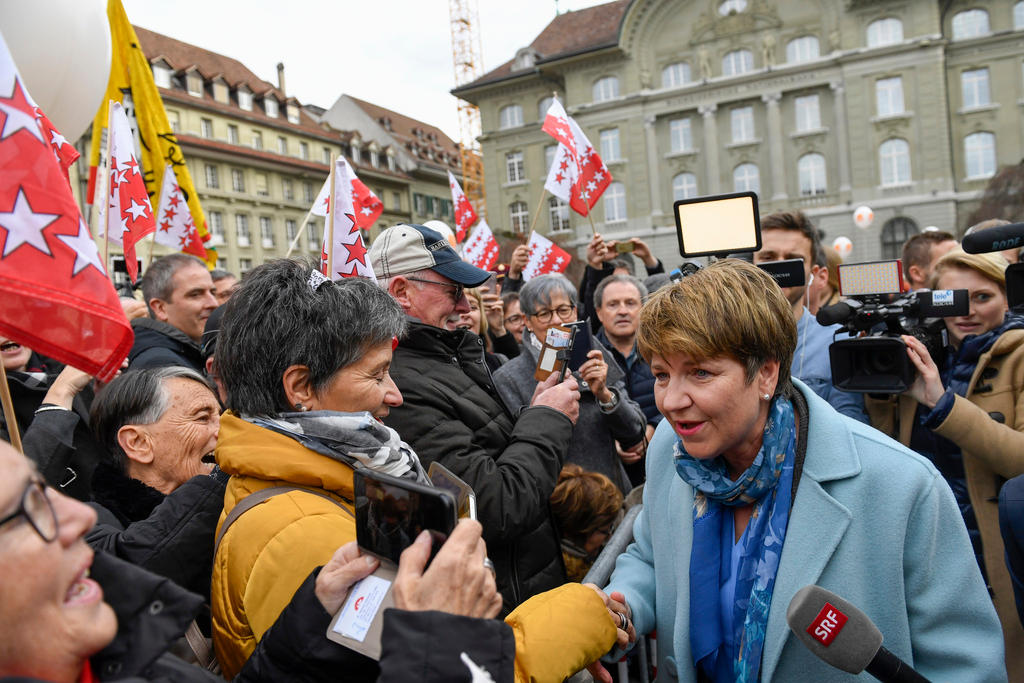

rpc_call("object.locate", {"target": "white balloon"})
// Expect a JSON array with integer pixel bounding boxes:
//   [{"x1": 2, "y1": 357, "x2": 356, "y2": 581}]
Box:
[
  {"x1": 853, "y1": 205, "x2": 874, "y2": 230},
  {"x1": 832, "y1": 236, "x2": 853, "y2": 258},
  {"x1": 0, "y1": 0, "x2": 111, "y2": 143}
]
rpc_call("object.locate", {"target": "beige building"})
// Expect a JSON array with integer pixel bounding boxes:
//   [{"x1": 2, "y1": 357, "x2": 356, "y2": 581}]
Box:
[{"x1": 454, "y1": 0, "x2": 1024, "y2": 265}]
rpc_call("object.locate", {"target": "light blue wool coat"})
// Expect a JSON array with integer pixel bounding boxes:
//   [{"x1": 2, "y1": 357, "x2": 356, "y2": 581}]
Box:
[{"x1": 605, "y1": 378, "x2": 1006, "y2": 682}]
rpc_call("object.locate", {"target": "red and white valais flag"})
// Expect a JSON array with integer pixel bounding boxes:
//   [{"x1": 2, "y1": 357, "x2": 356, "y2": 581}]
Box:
[
  {"x1": 153, "y1": 164, "x2": 206, "y2": 260},
  {"x1": 0, "y1": 31, "x2": 132, "y2": 381},
  {"x1": 35, "y1": 108, "x2": 79, "y2": 178},
  {"x1": 541, "y1": 99, "x2": 611, "y2": 217},
  {"x1": 447, "y1": 170, "x2": 477, "y2": 243},
  {"x1": 522, "y1": 231, "x2": 571, "y2": 281},
  {"x1": 311, "y1": 159, "x2": 383, "y2": 231},
  {"x1": 100, "y1": 101, "x2": 155, "y2": 282},
  {"x1": 321, "y1": 158, "x2": 375, "y2": 280},
  {"x1": 462, "y1": 219, "x2": 499, "y2": 270}
]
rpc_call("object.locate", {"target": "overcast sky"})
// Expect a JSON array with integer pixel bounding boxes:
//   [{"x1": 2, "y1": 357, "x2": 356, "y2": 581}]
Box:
[{"x1": 123, "y1": 0, "x2": 608, "y2": 142}]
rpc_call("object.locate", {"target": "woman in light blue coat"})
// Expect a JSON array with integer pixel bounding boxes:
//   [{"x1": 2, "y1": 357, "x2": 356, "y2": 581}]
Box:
[{"x1": 602, "y1": 260, "x2": 1005, "y2": 681}]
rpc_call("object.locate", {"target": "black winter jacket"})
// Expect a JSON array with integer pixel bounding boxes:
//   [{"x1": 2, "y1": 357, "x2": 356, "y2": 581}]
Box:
[
  {"x1": 383, "y1": 322, "x2": 573, "y2": 610},
  {"x1": 595, "y1": 328, "x2": 662, "y2": 427},
  {"x1": 128, "y1": 318, "x2": 204, "y2": 373}
]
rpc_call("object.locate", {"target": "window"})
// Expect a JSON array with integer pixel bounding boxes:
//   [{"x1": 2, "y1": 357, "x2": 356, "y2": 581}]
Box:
[
  {"x1": 952, "y1": 9, "x2": 989, "y2": 40},
  {"x1": 603, "y1": 182, "x2": 626, "y2": 223},
  {"x1": 672, "y1": 172, "x2": 698, "y2": 201},
  {"x1": 798, "y1": 153, "x2": 827, "y2": 195},
  {"x1": 303, "y1": 181, "x2": 315, "y2": 203},
  {"x1": 209, "y1": 211, "x2": 224, "y2": 245},
  {"x1": 875, "y1": 77, "x2": 904, "y2": 116},
  {"x1": 965, "y1": 132, "x2": 996, "y2": 178},
  {"x1": 722, "y1": 50, "x2": 753, "y2": 76},
  {"x1": 370, "y1": 149, "x2": 379, "y2": 167},
  {"x1": 235, "y1": 215, "x2": 250, "y2": 247},
  {"x1": 227, "y1": 124, "x2": 239, "y2": 145},
  {"x1": 168, "y1": 110, "x2": 180, "y2": 134},
  {"x1": 216, "y1": 258, "x2": 228, "y2": 270},
  {"x1": 730, "y1": 106, "x2": 754, "y2": 143},
  {"x1": 669, "y1": 118, "x2": 693, "y2": 153},
  {"x1": 733, "y1": 163, "x2": 760, "y2": 193},
  {"x1": 307, "y1": 220, "x2": 319, "y2": 250},
  {"x1": 204, "y1": 164, "x2": 219, "y2": 189},
  {"x1": 152, "y1": 63, "x2": 171, "y2": 88},
  {"x1": 786, "y1": 36, "x2": 820, "y2": 63},
  {"x1": 200, "y1": 118, "x2": 213, "y2": 138},
  {"x1": 549, "y1": 197, "x2": 570, "y2": 232},
  {"x1": 282, "y1": 178, "x2": 294, "y2": 200},
  {"x1": 231, "y1": 168, "x2": 245, "y2": 193},
  {"x1": 212, "y1": 81, "x2": 229, "y2": 105},
  {"x1": 287, "y1": 104, "x2": 300, "y2": 125},
  {"x1": 662, "y1": 62, "x2": 691, "y2": 88},
  {"x1": 961, "y1": 68, "x2": 990, "y2": 108},
  {"x1": 545, "y1": 144, "x2": 558, "y2": 173},
  {"x1": 294, "y1": 141, "x2": 306, "y2": 160},
  {"x1": 322, "y1": 147, "x2": 331, "y2": 165},
  {"x1": 593, "y1": 76, "x2": 619, "y2": 102},
  {"x1": 278, "y1": 136, "x2": 287, "y2": 155},
  {"x1": 881, "y1": 217, "x2": 918, "y2": 259},
  {"x1": 264, "y1": 97, "x2": 279, "y2": 118},
  {"x1": 260, "y1": 216, "x2": 274, "y2": 247},
  {"x1": 255, "y1": 172, "x2": 268, "y2": 197},
  {"x1": 538, "y1": 97, "x2": 554, "y2": 120},
  {"x1": 879, "y1": 138, "x2": 911, "y2": 186},
  {"x1": 285, "y1": 219, "x2": 297, "y2": 244},
  {"x1": 499, "y1": 104, "x2": 524, "y2": 129},
  {"x1": 867, "y1": 18, "x2": 903, "y2": 47},
  {"x1": 392, "y1": 191, "x2": 401, "y2": 210},
  {"x1": 413, "y1": 193, "x2": 425, "y2": 215},
  {"x1": 238, "y1": 89, "x2": 253, "y2": 111},
  {"x1": 794, "y1": 95, "x2": 821, "y2": 132},
  {"x1": 239, "y1": 258, "x2": 252, "y2": 273},
  {"x1": 719, "y1": 0, "x2": 746, "y2": 14},
  {"x1": 599, "y1": 128, "x2": 620, "y2": 161},
  {"x1": 509, "y1": 201, "x2": 529, "y2": 233},
  {"x1": 387, "y1": 154, "x2": 397, "y2": 172},
  {"x1": 1017, "y1": 2, "x2": 1024, "y2": 30},
  {"x1": 247, "y1": 131, "x2": 260, "y2": 151},
  {"x1": 186, "y1": 72, "x2": 203, "y2": 97},
  {"x1": 506, "y1": 151, "x2": 525, "y2": 183}
]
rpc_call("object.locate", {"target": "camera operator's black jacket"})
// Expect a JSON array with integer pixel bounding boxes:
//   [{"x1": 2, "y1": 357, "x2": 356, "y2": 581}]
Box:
[{"x1": 384, "y1": 321, "x2": 573, "y2": 611}]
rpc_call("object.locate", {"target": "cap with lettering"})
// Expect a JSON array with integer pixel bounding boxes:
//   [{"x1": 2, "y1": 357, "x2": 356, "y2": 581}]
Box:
[{"x1": 369, "y1": 223, "x2": 490, "y2": 287}]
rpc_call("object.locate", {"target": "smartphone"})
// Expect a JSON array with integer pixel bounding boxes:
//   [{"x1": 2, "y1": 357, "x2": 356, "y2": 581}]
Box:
[
  {"x1": 567, "y1": 319, "x2": 593, "y2": 372},
  {"x1": 480, "y1": 272, "x2": 498, "y2": 294},
  {"x1": 354, "y1": 469, "x2": 457, "y2": 566},
  {"x1": 427, "y1": 461, "x2": 477, "y2": 520},
  {"x1": 614, "y1": 241, "x2": 635, "y2": 253}
]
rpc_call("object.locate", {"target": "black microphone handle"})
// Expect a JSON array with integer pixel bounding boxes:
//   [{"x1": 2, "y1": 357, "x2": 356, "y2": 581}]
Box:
[{"x1": 864, "y1": 645, "x2": 931, "y2": 683}]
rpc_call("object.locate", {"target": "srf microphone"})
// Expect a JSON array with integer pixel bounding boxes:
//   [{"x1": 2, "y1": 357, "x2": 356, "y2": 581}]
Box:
[
  {"x1": 786, "y1": 585, "x2": 930, "y2": 682},
  {"x1": 816, "y1": 301, "x2": 854, "y2": 327},
  {"x1": 962, "y1": 222, "x2": 1024, "y2": 254}
]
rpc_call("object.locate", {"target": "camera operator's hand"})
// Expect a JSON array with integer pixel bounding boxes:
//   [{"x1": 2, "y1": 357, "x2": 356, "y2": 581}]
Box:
[
  {"x1": 393, "y1": 519, "x2": 502, "y2": 619},
  {"x1": 530, "y1": 373, "x2": 581, "y2": 424},
  {"x1": 314, "y1": 541, "x2": 379, "y2": 615},
  {"x1": 902, "y1": 335, "x2": 945, "y2": 409}
]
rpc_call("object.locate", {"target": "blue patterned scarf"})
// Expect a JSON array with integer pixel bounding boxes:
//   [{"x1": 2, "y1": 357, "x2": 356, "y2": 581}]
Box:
[{"x1": 676, "y1": 396, "x2": 797, "y2": 682}]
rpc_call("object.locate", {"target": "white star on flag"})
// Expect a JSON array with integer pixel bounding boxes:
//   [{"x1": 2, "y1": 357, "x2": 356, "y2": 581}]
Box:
[
  {"x1": 124, "y1": 198, "x2": 149, "y2": 221},
  {"x1": 0, "y1": 81, "x2": 45, "y2": 144},
  {"x1": 0, "y1": 187, "x2": 57, "y2": 257},
  {"x1": 57, "y1": 217, "x2": 106, "y2": 277}
]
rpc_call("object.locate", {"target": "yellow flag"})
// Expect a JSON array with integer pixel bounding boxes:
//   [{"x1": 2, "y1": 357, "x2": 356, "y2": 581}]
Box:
[{"x1": 88, "y1": 0, "x2": 216, "y2": 267}]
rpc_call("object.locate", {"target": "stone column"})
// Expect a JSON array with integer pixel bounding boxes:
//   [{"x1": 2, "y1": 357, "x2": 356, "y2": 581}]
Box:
[
  {"x1": 644, "y1": 114, "x2": 664, "y2": 219},
  {"x1": 762, "y1": 92, "x2": 787, "y2": 201},
  {"x1": 830, "y1": 81, "x2": 852, "y2": 194},
  {"x1": 699, "y1": 103, "x2": 720, "y2": 194}
]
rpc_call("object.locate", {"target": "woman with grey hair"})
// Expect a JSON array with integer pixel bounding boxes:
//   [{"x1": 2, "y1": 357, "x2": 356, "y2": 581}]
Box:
[{"x1": 493, "y1": 274, "x2": 646, "y2": 495}]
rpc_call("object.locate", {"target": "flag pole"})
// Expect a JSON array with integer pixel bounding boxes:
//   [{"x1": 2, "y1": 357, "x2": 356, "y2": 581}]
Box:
[
  {"x1": 326, "y1": 153, "x2": 337, "y2": 275},
  {"x1": 0, "y1": 363, "x2": 23, "y2": 454},
  {"x1": 99, "y1": 100, "x2": 114, "y2": 278},
  {"x1": 585, "y1": 208, "x2": 597, "y2": 236},
  {"x1": 284, "y1": 209, "x2": 313, "y2": 258},
  {"x1": 527, "y1": 188, "x2": 548, "y2": 236}
]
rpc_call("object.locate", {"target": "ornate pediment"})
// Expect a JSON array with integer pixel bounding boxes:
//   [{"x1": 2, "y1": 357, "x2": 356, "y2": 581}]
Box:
[{"x1": 691, "y1": 0, "x2": 783, "y2": 44}]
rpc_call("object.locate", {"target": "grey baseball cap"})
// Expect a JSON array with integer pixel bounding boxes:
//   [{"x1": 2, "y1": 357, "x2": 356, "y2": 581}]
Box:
[{"x1": 369, "y1": 223, "x2": 490, "y2": 286}]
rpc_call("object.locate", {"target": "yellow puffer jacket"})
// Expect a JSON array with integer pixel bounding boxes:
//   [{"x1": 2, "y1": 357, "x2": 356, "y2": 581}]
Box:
[{"x1": 211, "y1": 414, "x2": 617, "y2": 681}]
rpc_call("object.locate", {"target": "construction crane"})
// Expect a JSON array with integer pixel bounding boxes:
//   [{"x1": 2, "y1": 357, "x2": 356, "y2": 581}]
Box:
[{"x1": 449, "y1": 0, "x2": 486, "y2": 219}]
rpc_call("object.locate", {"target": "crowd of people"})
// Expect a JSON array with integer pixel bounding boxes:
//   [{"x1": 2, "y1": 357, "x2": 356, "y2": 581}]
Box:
[{"x1": 1, "y1": 210, "x2": 1023, "y2": 681}]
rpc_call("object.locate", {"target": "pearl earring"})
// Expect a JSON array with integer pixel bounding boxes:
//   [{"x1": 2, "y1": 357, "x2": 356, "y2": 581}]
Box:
[{"x1": 762, "y1": 393, "x2": 771, "y2": 401}]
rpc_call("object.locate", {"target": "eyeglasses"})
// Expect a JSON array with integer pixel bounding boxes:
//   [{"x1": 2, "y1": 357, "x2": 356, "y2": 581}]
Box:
[
  {"x1": 531, "y1": 304, "x2": 576, "y2": 324},
  {"x1": 504, "y1": 313, "x2": 524, "y2": 325},
  {"x1": 405, "y1": 277, "x2": 464, "y2": 303},
  {"x1": 0, "y1": 479, "x2": 57, "y2": 543}
]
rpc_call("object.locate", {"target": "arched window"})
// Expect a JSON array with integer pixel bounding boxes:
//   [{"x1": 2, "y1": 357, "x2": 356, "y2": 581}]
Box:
[
  {"x1": 880, "y1": 217, "x2": 918, "y2": 260},
  {"x1": 603, "y1": 182, "x2": 626, "y2": 222},
  {"x1": 952, "y1": 9, "x2": 990, "y2": 40},
  {"x1": 786, "y1": 36, "x2": 820, "y2": 63},
  {"x1": 538, "y1": 96, "x2": 554, "y2": 120},
  {"x1": 499, "y1": 104, "x2": 523, "y2": 130},
  {"x1": 593, "y1": 76, "x2": 620, "y2": 102},
  {"x1": 733, "y1": 163, "x2": 760, "y2": 194},
  {"x1": 964, "y1": 132, "x2": 996, "y2": 179},
  {"x1": 509, "y1": 201, "x2": 529, "y2": 233},
  {"x1": 719, "y1": 0, "x2": 747, "y2": 15},
  {"x1": 879, "y1": 138, "x2": 911, "y2": 186},
  {"x1": 662, "y1": 62, "x2": 691, "y2": 88},
  {"x1": 722, "y1": 49, "x2": 754, "y2": 76},
  {"x1": 798, "y1": 153, "x2": 827, "y2": 196},
  {"x1": 672, "y1": 173, "x2": 698, "y2": 201},
  {"x1": 867, "y1": 18, "x2": 903, "y2": 47},
  {"x1": 1016, "y1": 1, "x2": 1024, "y2": 29}
]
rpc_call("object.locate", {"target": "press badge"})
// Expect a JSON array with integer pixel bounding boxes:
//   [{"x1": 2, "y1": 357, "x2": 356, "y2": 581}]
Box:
[{"x1": 332, "y1": 575, "x2": 391, "y2": 642}]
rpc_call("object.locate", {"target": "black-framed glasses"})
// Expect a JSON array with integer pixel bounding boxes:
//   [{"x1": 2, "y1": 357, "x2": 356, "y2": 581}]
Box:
[
  {"x1": 405, "y1": 277, "x2": 464, "y2": 303},
  {"x1": 0, "y1": 479, "x2": 57, "y2": 543},
  {"x1": 531, "y1": 304, "x2": 576, "y2": 324}
]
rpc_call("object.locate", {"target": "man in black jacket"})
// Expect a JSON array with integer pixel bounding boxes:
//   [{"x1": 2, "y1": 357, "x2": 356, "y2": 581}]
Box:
[
  {"x1": 128, "y1": 254, "x2": 218, "y2": 372},
  {"x1": 370, "y1": 223, "x2": 580, "y2": 611}
]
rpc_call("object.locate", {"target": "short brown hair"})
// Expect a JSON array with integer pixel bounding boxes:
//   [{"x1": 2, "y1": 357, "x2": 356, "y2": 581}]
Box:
[
  {"x1": 637, "y1": 259, "x2": 797, "y2": 396},
  {"x1": 761, "y1": 210, "x2": 826, "y2": 267},
  {"x1": 901, "y1": 230, "x2": 955, "y2": 274},
  {"x1": 929, "y1": 248, "x2": 1008, "y2": 292},
  {"x1": 549, "y1": 464, "x2": 623, "y2": 545}
]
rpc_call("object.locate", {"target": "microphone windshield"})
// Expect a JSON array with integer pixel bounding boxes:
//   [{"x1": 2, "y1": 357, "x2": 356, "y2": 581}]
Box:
[
  {"x1": 786, "y1": 585, "x2": 883, "y2": 674},
  {"x1": 816, "y1": 302, "x2": 852, "y2": 327},
  {"x1": 962, "y1": 222, "x2": 1024, "y2": 254}
]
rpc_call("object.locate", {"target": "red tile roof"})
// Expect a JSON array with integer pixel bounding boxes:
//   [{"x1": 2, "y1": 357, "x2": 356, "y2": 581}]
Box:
[
  {"x1": 459, "y1": 0, "x2": 628, "y2": 90},
  {"x1": 347, "y1": 96, "x2": 461, "y2": 172}
]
